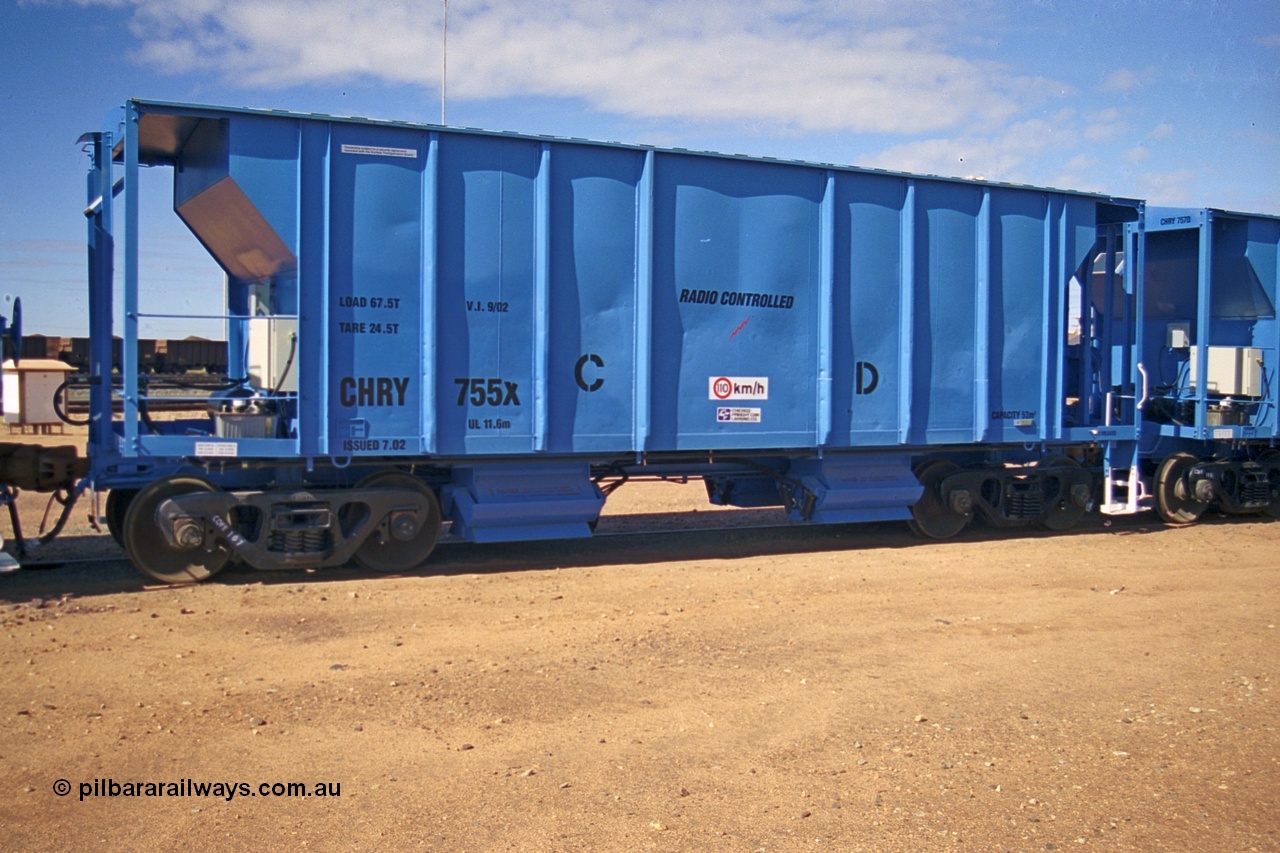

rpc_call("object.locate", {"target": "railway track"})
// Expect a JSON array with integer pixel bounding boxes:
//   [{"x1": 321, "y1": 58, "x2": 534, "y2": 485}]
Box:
[
  {"x1": 3, "y1": 510, "x2": 1157, "y2": 573},
  {"x1": 54, "y1": 373, "x2": 232, "y2": 418}
]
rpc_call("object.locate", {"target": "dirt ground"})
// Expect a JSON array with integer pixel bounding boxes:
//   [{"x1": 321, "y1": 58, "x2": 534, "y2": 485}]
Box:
[{"x1": 0, "y1": 428, "x2": 1277, "y2": 851}]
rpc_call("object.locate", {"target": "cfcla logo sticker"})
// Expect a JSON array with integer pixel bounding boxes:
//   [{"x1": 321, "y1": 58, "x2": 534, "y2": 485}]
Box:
[{"x1": 709, "y1": 376, "x2": 769, "y2": 401}]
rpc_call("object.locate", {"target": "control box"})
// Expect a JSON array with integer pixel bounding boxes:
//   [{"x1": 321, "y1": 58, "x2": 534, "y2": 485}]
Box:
[
  {"x1": 1188, "y1": 346, "x2": 1263, "y2": 397},
  {"x1": 247, "y1": 318, "x2": 298, "y2": 394}
]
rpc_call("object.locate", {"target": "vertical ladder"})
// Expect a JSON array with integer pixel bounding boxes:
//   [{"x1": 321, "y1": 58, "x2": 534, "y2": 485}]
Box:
[{"x1": 1099, "y1": 364, "x2": 1150, "y2": 515}]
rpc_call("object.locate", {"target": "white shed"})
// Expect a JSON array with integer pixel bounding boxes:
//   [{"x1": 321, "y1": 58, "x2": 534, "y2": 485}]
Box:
[{"x1": 2, "y1": 359, "x2": 77, "y2": 433}]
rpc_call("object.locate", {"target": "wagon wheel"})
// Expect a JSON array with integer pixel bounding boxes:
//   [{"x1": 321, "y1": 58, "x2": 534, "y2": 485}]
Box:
[
  {"x1": 104, "y1": 488, "x2": 139, "y2": 549},
  {"x1": 1258, "y1": 451, "x2": 1280, "y2": 519},
  {"x1": 122, "y1": 475, "x2": 231, "y2": 584},
  {"x1": 1036, "y1": 456, "x2": 1088, "y2": 532},
  {"x1": 352, "y1": 470, "x2": 442, "y2": 574},
  {"x1": 1154, "y1": 452, "x2": 1208, "y2": 525},
  {"x1": 908, "y1": 460, "x2": 971, "y2": 540}
]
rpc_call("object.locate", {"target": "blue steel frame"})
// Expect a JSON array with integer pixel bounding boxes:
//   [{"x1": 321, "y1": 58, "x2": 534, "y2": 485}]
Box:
[{"x1": 1137, "y1": 207, "x2": 1280, "y2": 451}]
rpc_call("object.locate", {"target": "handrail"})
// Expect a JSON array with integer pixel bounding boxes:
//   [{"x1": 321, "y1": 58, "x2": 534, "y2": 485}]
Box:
[{"x1": 131, "y1": 312, "x2": 299, "y2": 321}]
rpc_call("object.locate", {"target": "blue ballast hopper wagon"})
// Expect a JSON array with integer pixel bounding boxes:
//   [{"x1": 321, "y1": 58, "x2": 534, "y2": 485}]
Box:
[
  {"x1": 80, "y1": 99, "x2": 1155, "y2": 583},
  {"x1": 1130, "y1": 207, "x2": 1280, "y2": 522}
]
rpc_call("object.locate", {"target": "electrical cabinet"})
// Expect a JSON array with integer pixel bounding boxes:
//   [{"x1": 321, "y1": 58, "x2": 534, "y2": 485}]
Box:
[
  {"x1": 1189, "y1": 346, "x2": 1263, "y2": 397},
  {"x1": 247, "y1": 318, "x2": 298, "y2": 394}
]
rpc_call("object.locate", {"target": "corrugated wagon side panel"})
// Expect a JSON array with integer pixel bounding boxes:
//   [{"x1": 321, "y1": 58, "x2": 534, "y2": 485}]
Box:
[
  {"x1": 986, "y1": 188, "x2": 1050, "y2": 444},
  {"x1": 910, "y1": 182, "x2": 982, "y2": 445},
  {"x1": 545, "y1": 143, "x2": 644, "y2": 453},
  {"x1": 433, "y1": 134, "x2": 541, "y2": 455},
  {"x1": 325, "y1": 123, "x2": 429, "y2": 452},
  {"x1": 834, "y1": 171, "x2": 909, "y2": 446},
  {"x1": 649, "y1": 154, "x2": 823, "y2": 450}
]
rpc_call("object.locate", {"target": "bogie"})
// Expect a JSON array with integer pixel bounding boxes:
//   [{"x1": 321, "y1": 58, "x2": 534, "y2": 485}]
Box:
[
  {"x1": 122, "y1": 475, "x2": 231, "y2": 584},
  {"x1": 1153, "y1": 452, "x2": 1279, "y2": 524},
  {"x1": 907, "y1": 456, "x2": 1096, "y2": 539},
  {"x1": 118, "y1": 476, "x2": 444, "y2": 580}
]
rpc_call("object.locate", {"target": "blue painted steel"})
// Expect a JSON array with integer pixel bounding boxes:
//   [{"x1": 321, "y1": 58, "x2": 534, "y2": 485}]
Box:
[
  {"x1": 992, "y1": 191, "x2": 1042, "y2": 441},
  {"x1": 122, "y1": 103, "x2": 141, "y2": 455},
  {"x1": 817, "y1": 171, "x2": 836, "y2": 447},
  {"x1": 974, "y1": 188, "x2": 991, "y2": 445},
  {"x1": 545, "y1": 143, "x2": 644, "y2": 452},
  {"x1": 898, "y1": 180, "x2": 917, "y2": 447},
  {"x1": 326, "y1": 122, "x2": 426, "y2": 453},
  {"x1": 833, "y1": 171, "x2": 907, "y2": 445},
  {"x1": 435, "y1": 133, "x2": 540, "y2": 456},
  {"x1": 298, "y1": 119, "x2": 331, "y2": 459},
  {"x1": 420, "y1": 133, "x2": 441, "y2": 455},
  {"x1": 911, "y1": 180, "x2": 981, "y2": 445},
  {"x1": 82, "y1": 99, "x2": 1152, "y2": 543},
  {"x1": 633, "y1": 151, "x2": 655, "y2": 455},
  {"x1": 534, "y1": 143, "x2": 552, "y2": 453},
  {"x1": 84, "y1": 131, "x2": 115, "y2": 458},
  {"x1": 1139, "y1": 207, "x2": 1280, "y2": 445},
  {"x1": 649, "y1": 153, "x2": 823, "y2": 450},
  {"x1": 444, "y1": 463, "x2": 605, "y2": 542},
  {"x1": 785, "y1": 455, "x2": 920, "y2": 523}
]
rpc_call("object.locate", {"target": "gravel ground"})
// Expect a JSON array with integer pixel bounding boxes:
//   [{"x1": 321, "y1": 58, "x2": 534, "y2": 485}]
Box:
[{"x1": 0, "y1": 429, "x2": 1276, "y2": 851}]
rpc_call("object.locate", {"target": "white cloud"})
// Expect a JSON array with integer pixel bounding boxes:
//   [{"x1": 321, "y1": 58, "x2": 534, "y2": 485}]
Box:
[
  {"x1": 1051, "y1": 154, "x2": 1103, "y2": 195},
  {"x1": 1102, "y1": 68, "x2": 1138, "y2": 92},
  {"x1": 862, "y1": 109, "x2": 1080, "y2": 184},
  {"x1": 1133, "y1": 169, "x2": 1198, "y2": 207},
  {"x1": 1101, "y1": 66, "x2": 1156, "y2": 93},
  {"x1": 1084, "y1": 108, "x2": 1124, "y2": 141},
  {"x1": 74, "y1": 0, "x2": 1068, "y2": 136}
]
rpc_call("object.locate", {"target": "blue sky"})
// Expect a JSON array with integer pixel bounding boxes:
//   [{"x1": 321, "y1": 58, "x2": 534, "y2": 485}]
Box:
[{"x1": 2, "y1": 0, "x2": 1278, "y2": 337}]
